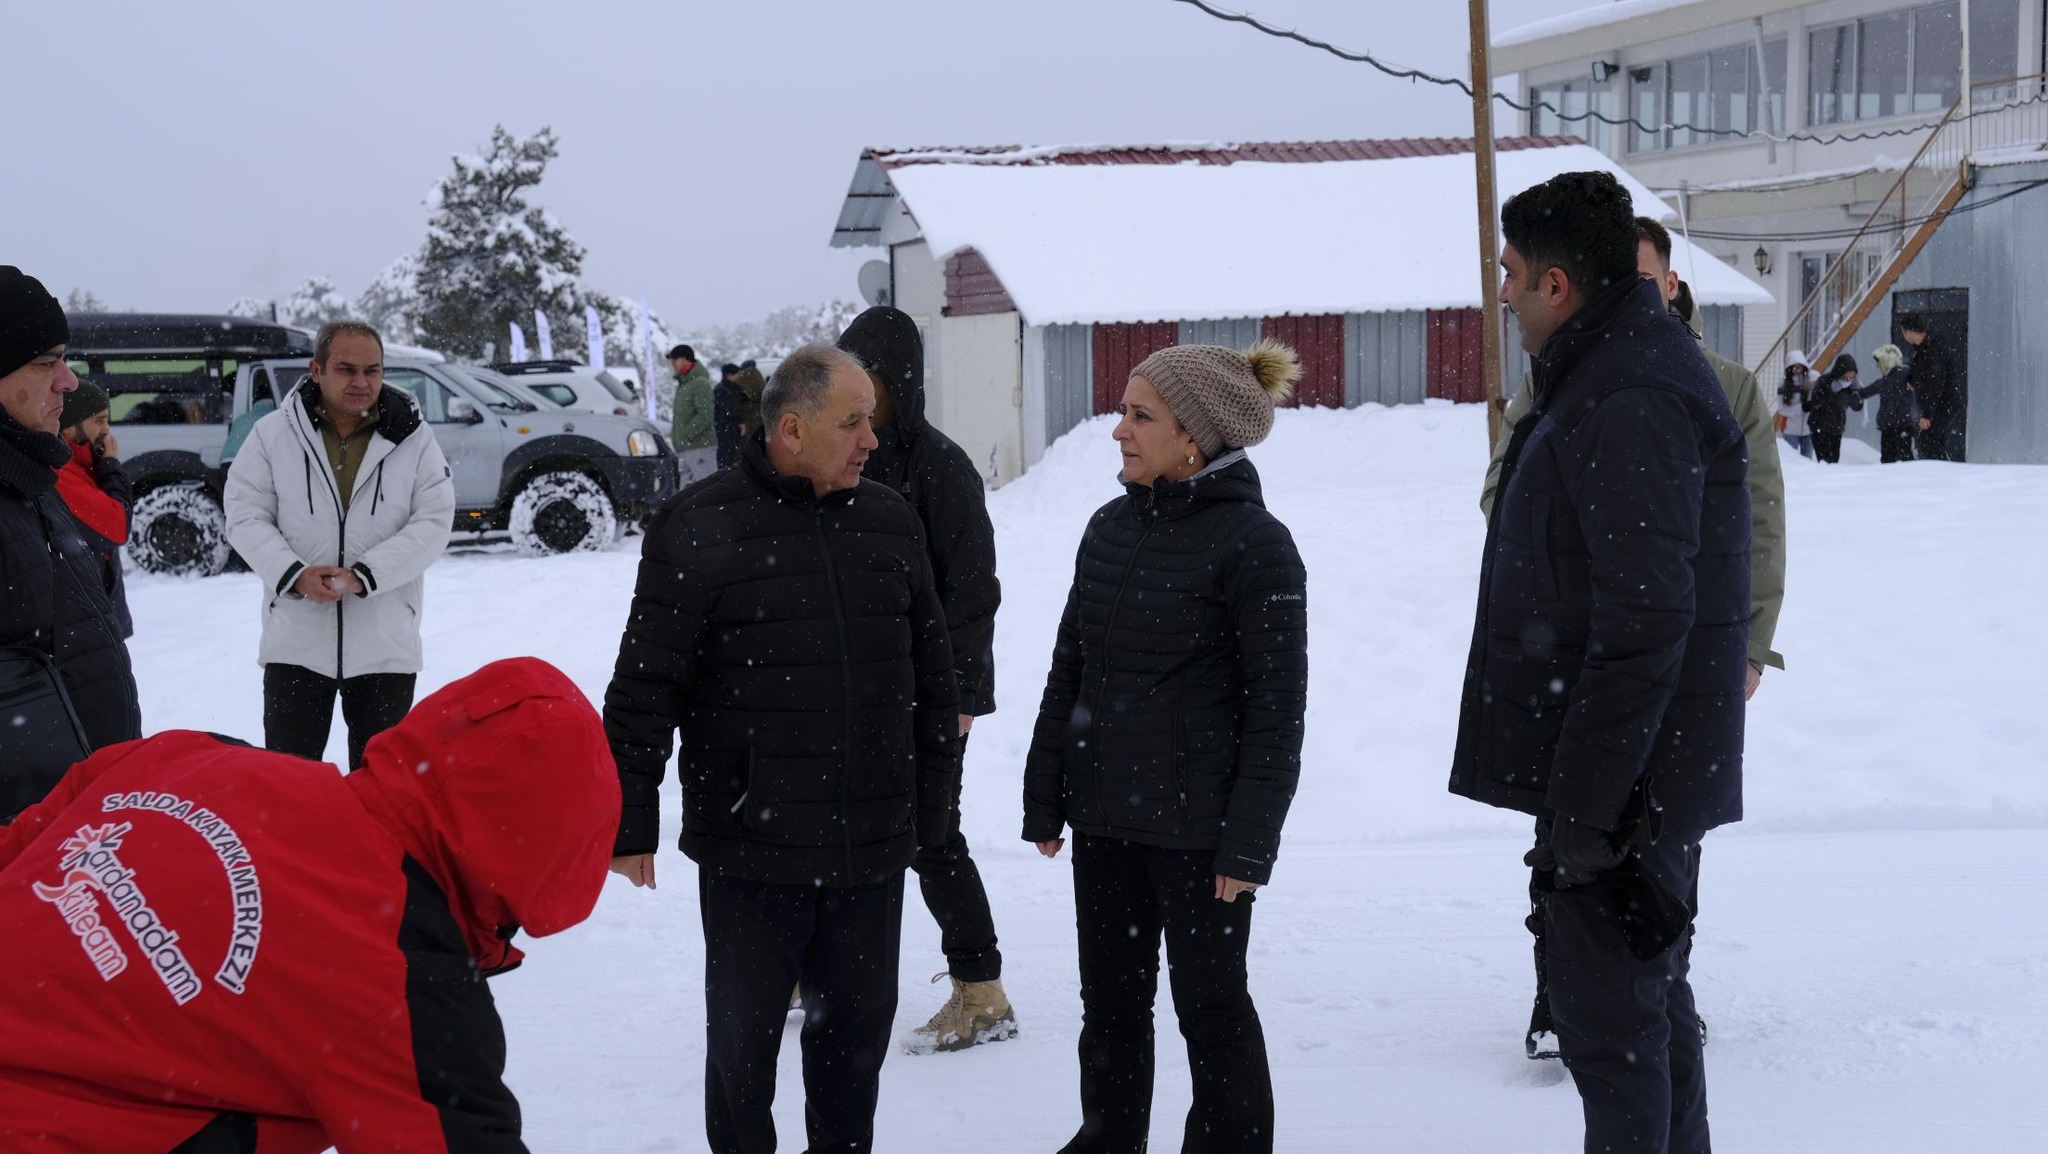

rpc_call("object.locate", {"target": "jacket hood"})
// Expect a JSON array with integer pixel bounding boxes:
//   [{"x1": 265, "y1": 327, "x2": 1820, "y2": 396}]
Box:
[
  {"x1": 0, "y1": 403, "x2": 68, "y2": 496},
  {"x1": 293, "y1": 375, "x2": 424, "y2": 445},
  {"x1": 837, "y1": 306, "x2": 926, "y2": 447},
  {"x1": 1820, "y1": 353, "x2": 1858, "y2": 384},
  {"x1": 347, "y1": 657, "x2": 620, "y2": 975}
]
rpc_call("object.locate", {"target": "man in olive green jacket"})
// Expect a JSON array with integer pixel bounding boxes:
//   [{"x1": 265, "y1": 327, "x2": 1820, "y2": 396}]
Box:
[
  {"x1": 668, "y1": 343, "x2": 716, "y2": 483},
  {"x1": 1482, "y1": 217, "x2": 1785, "y2": 1060}
]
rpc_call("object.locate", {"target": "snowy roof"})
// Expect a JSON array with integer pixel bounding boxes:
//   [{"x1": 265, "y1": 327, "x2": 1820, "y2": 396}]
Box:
[
  {"x1": 1493, "y1": 0, "x2": 1798, "y2": 71},
  {"x1": 868, "y1": 140, "x2": 1772, "y2": 326}
]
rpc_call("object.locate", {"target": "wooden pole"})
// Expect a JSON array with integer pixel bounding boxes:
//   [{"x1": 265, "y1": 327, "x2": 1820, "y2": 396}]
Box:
[{"x1": 1470, "y1": 0, "x2": 1506, "y2": 450}]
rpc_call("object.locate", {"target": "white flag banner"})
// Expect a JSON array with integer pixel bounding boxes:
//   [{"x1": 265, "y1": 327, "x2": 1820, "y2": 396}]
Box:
[
  {"x1": 585, "y1": 305, "x2": 605, "y2": 370},
  {"x1": 637, "y1": 297, "x2": 657, "y2": 421},
  {"x1": 509, "y1": 322, "x2": 529, "y2": 363},
  {"x1": 534, "y1": 310, "x2": 555, "y2": 361}
]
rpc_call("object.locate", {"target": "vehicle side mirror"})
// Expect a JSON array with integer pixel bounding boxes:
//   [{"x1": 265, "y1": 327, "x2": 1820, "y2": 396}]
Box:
[{"x1": 447, "y1": 396, "x2": 484, "y2": 424}]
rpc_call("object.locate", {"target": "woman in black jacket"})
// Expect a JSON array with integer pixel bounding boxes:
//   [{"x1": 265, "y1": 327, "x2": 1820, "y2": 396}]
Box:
[
  {"x1": 1805, "y1": 353, "x2": 1863, "y2": 463},
  {"x1": 1024, "y1": 341, "x2": 1308, "y2": 1154}
]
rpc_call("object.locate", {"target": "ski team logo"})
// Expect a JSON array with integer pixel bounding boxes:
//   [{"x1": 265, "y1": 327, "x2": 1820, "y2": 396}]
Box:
[{"x1": 31, "y1": 792, "x2": 265, "y2": 1006}]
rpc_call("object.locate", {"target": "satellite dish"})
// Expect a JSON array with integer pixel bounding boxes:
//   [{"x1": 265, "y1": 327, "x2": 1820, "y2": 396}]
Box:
[{"x1": 857, "y1": 260, "x2": 893, "y2": 308}]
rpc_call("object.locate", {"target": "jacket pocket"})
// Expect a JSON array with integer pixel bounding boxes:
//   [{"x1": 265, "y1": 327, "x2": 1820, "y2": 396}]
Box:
[
  {"x1": 1172, "y1": 708, "x2": 1189, "y2": 811},
  {"x1": 729, "y1": 745, "x2": 756, "y2": 830},
  {"x1": 1529, "y1": 498, "x2": 1560, "y2": 602}
]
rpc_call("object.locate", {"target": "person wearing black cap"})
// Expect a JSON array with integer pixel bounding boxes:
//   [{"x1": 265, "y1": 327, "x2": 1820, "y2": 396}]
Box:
[
  {"x1": 0, "y1": 267, "x2": 143, "y2": 819},
  {"x1": 53, "y1": 380, "x2": 135, "y2": 638},
  {"x1": 836, "y1": 306, "x2": 1013, "y2": 1054},
  {"x1": 667, "y1": 343, "x2": 716, "y2": 483}
]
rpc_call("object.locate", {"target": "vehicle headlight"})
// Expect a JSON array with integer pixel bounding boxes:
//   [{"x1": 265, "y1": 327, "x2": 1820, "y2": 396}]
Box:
[{"x1": 627, "y1": 430, "x2": 660, "y2": 457}]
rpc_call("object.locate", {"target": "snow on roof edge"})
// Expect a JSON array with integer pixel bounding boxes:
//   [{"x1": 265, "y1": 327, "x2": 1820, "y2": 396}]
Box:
[{"x1": 1495, "y1": 0, "x2": 1704, "y2": 49}]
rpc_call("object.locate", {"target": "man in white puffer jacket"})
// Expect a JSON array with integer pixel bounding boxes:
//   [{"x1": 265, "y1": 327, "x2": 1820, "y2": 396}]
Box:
[{"x1": 225, "y1": 321, "x2": 454, "y2": 769}]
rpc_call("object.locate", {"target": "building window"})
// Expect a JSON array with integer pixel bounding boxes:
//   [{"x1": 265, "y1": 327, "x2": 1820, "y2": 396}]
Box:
[
  {"x1": 1629, "y1": 40, "x2": 1786, "y2": 153},
  {"x1": 1528, "y1": 80, "x2": 1610, "y2": 152},
  {"x1": 1806, "y1": 2, "x2": 2014, "y2": 125}
]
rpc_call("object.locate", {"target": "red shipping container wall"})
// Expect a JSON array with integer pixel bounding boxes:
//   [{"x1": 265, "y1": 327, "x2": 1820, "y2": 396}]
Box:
[
  {"x1": 1092, "y1": 322, "x2": 1179, "y2": 414},
  {"x1": 1426, "y1": 308, "x2": 1487, "y2": 404},
  {"x1": 943, "y1": 247, "x2": 1019, "y2": 317},
  {"x1": 1260, "y1": 314, "x2": 1346, "y2": 408}
]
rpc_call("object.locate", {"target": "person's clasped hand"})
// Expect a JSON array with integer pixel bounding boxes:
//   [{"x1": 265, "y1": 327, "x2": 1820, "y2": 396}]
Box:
[{"x1": 1526, "y1": 817, "x2": 1629, "y2": 888}]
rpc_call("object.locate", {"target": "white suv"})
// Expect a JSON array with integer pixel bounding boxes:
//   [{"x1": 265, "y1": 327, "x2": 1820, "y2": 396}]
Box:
[{"x1": 487, "y1": 360, "x2": 642, "y2": 416}]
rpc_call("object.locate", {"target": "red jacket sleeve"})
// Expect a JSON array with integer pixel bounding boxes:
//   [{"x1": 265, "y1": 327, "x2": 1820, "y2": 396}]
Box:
[{"x1": 53, "y1": 450, "x2": 130, "y2": 545}]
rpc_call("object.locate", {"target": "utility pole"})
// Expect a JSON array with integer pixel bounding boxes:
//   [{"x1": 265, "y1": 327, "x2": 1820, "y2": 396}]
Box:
[{"x1": 1470, "y1": 0, "x2": 1506, "y2": 450}]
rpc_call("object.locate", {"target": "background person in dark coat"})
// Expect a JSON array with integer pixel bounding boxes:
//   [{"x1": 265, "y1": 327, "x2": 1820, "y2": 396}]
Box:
[
  {"x1": 1450, "y1": 171, "x2": 1749, "y2": 1154},
  {"x1": 1900, "y1": 312, "x2": 1961, "y2": 460},
  {"x1": 1024, "y1": 341, "x2": 1308, "y2": 1154},
  {"x1": 52, "y1": 380, "x2": 134, "y2": 638},
  {"x1": 712, "y1": 362, "x2": 743, "y2": 467},
  {"x1": 836, "y1": 305, "x2": 1014, "y2": 1053},
  {"x1": 1805, "y1": 353, "x2": 1862, "y2": 464},
  {"x1": 0, "y1": 267, "x2": 141, "y2": 819},
  {"x1": 1863, "y1": 344, "x2": 1920, "y2": 462},
  {"x1": 604, "y1": 343, "x2": 960, "y2": 1154}
]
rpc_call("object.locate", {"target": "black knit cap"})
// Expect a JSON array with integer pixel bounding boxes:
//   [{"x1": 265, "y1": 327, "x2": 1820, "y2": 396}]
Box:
[
  {"x1": 60, "y1": 380, "x2": 110, "y2": 430},
  {"x1": 667, "y1": 343, "x2": 695, "y2": 362},
  {"x1": 0, "y1": 266, "x2": 70, "y2": 380}
]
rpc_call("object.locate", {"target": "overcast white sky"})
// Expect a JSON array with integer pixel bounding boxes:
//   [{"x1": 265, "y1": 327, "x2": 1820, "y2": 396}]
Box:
[{"x1": 4, "y1": 0, "x2": 1592, "y2": 330}]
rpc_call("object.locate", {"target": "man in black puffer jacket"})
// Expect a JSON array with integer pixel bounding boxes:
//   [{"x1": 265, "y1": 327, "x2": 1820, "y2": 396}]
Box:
[
  {"x1": 0, "y1": 268, "x2": 142, "y2": 819},
  {"x1": 604, "y1": 342, "x2": 959, "y2": 1154},
  {"x1": 837, "y1": 306, "x2": 1014, "y2": 1052},
  {"x1": 1450, "y1": 173, "x2": 1748, "y2": 1154}
]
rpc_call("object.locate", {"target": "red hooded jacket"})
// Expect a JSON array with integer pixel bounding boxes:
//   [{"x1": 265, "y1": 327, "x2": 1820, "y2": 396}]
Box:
[{"x1": 0, "y1": 657, "x2": 620, "y2": 1153}]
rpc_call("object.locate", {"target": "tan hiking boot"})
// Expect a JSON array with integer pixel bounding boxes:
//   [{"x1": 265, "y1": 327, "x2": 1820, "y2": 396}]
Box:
[{"x1": 905, "y1": 972, "x2": 1017, "y2": 1054}]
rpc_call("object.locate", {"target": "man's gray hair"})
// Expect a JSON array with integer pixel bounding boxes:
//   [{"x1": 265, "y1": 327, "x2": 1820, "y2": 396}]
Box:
[{"x1": 763, "y1": 342, "x2": 866, "y2": 433}]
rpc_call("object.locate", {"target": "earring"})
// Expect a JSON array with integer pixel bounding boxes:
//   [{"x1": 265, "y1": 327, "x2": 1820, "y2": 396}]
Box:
[{"x1": 1186, "y1": 454, "x2": 1196, "y2": 466}]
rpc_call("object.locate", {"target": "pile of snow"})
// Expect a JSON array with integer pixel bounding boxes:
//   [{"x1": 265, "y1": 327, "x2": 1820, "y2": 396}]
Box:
[{"x1": 119, "y1": 402, "x2": 2048, "y2": 1151}]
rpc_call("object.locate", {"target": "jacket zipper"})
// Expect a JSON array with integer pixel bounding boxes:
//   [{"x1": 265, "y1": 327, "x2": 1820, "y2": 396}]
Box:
[
  {"x1": 1090, "y1": 520, "x2": 1155, "y2": 835},
  {"x1": 811, "y1": 506, "x2": 858, "y2": 882},
  {"x1": 290, "y1": 410, "x2": 351, "y2": 680}
]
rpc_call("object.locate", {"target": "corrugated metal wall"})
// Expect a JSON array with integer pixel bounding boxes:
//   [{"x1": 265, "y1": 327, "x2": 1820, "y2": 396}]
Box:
[
  {"x1": 1179, "y1": 318, "x2": 1262, "y2": 348},
  {"x1": 1262, "y1": 315, "x2": 1347, "y2": 407},
  {"x1": 1831, "y1": 159, "x2": 2048, "y2": 463},
  {"x1": 1426, "y1": 309, "x2": 1490, "y2": 403},
  {"x1": 1346, "y1": 311, "x2": 1428, "y2": 406},
  {"x1": 1092, "y1": 322, "x2": 1179, "y2": 414},
  {"x1": 1043, "y1": 324, "x2": 1094, "y2": 445}
]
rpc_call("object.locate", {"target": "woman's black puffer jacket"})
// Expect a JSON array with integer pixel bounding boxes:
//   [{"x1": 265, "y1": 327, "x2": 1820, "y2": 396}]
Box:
[{"x1": 1022, "y1": 452, "x2": 1307, "y2": 885}]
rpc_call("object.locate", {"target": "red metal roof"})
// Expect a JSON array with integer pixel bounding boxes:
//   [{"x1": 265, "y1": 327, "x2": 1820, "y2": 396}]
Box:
[{"x1": 872, "y1": 137, "x2": 1582, "y2": 171}]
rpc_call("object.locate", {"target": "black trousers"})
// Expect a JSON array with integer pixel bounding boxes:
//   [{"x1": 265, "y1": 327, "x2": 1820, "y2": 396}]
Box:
[
  {"x1": 1810, "y1": 426, "x2": 1844, "y2": 463},
  {"x1": 909, "y1": 731, "x2": 1002, "y2": 982},
  {"x1": 1534, "y1": 821, "x2": 1710, "y2": 1154},
  {"x1": 1062, "y1": 832, "x2": 1272, "y2": 1154},
  {"x1": 700, "y1": 868, "x2": 904, "y2": 1154},
  {"x1": 261, "y1": 663, "x2": 416, "y2": 770},
  {"x1": 1879, "y1": 427, "x2": 1916, "y2": 463}
]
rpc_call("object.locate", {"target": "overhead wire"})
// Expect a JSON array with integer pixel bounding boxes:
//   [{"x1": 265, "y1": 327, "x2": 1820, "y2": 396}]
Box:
[{"x1": 1167, "y1": 0, "x2": 2048, "y2": 149}]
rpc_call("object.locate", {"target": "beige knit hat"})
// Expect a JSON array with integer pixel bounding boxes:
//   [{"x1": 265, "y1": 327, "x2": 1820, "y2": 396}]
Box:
[{"x1": 1131, "y1": 340, "x2": 1301, "y2": 457}]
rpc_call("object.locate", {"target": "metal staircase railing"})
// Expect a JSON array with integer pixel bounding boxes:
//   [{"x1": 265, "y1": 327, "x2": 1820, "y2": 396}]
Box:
[{"x1": 1753, "y1": 74, "x2": 2048, "y2": 387}]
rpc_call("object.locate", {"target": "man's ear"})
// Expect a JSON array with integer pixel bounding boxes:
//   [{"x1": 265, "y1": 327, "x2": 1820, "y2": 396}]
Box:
[
  {"x1": 776, "y1": 409, "x2": 803, "y2": 449},
  {"x1": 1543, "y1": 265, "x2": 1573, "y2": 306}
]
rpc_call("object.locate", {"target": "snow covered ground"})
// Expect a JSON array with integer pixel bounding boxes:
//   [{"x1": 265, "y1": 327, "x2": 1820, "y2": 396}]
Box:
[{"x1": 123, "y1": 403, "x2": 2048, "y2": 1152}]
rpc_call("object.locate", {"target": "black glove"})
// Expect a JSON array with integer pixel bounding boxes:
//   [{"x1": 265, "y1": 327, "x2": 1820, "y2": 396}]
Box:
[{"x1": 1526, "y1": 817, "x2": 1629, "y2": 888}]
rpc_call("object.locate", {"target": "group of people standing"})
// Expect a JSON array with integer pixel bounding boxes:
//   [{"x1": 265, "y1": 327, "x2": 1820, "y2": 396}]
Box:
[
  {"x1": 1777, "y1": 310, "x2": 1961, "y2": 464},
  {"x1": 6, "y1": 162, "x2": 1793, "y2": 1152},
  {"x1": 664, "y1": 342, "x2": 773, "y2": 483}
]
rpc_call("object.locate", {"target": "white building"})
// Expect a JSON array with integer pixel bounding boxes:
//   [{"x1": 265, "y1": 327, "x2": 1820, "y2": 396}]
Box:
[
  {"x1": 829, "y1": 137, "x2": 1769, "y2": 486},
  {"x1": 1499, "y1": 0, "x2": 2048, "y2": 461}
]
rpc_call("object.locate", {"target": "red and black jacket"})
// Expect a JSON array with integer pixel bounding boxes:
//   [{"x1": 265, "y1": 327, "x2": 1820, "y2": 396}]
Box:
[{"x1": 0, "y1": 657, "x2": 620, "y2": 1153}]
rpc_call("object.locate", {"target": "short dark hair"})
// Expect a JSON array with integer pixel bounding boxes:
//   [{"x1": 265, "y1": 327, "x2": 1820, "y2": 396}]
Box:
[
  {"x1": 1635, "y1": 216, "x2": 1673, "y2": 269},
  {"x1": 313, "y1": 321, "x2": 383, "y2": 366},
  {"x1": 1500, "y1": 170, "x2": 1639, "y2": 296},
  {"x1": 762, "y1": 342, "x2": 864, "y2": 432},
  {"x1": 1897, "y1": 311, "x2": 1928, "y2": 334},
  {"x1": 667, "y1": 343, "x2": 695, "y2": 362}
]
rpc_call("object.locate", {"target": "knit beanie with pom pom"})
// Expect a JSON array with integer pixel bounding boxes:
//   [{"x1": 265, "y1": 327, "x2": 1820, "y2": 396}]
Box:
[{"x1": 1130, "y1": 340, "x2": 1301, "y2": 457}]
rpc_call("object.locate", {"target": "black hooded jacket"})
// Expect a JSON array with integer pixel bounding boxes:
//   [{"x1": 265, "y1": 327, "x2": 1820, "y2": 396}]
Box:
[
  {"x1": 0, "y1": 409, "x2": 142, "y2": 769},
  {"x1": 838, "y1": 307, "x2": 1001, "y2": 716},
  {"x1": 1022, "y1": 454, "x2": 1307, "y2": 885},
  {"x1": 1450, "y1": 275, "x2": 1749, "y2": 835},
  {"x1": 1805, "y1": 354, "x2": 1863, "y2": 436}
]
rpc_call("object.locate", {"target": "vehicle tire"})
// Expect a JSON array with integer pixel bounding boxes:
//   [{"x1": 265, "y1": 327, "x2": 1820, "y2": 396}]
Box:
[
  {"x1": 128, "y1": 483, "x2": 232, "y2": 577},
  {"x1": 507, "y1": 470, "x2": 617, "y2": 556}
]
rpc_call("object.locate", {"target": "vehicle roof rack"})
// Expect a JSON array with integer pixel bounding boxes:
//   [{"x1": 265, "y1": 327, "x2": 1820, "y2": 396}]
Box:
[{"x1": 486, "y1": 359, "x2": 586, "y2": 375}]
